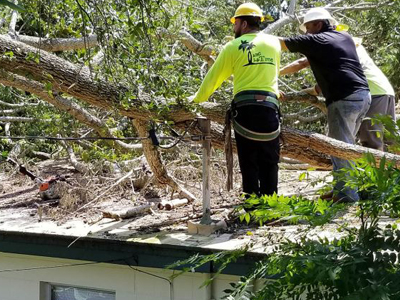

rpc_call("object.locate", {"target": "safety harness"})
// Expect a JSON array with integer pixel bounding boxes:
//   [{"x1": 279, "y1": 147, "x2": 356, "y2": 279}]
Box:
[
  {"x1": 224, "y1": 90, "x2": 281, "y2": 190},
  {"x1": 231, "y1": 92, "x2": 281, "y2": 141}
]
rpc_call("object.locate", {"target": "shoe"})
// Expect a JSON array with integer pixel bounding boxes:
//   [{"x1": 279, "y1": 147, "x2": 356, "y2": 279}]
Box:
[
  {"x1": 320, "y1": 191, "x2": 355, "y2": 204},
  {"x1": 320, "y1": 190, "x2": 334, "y2": 200}
]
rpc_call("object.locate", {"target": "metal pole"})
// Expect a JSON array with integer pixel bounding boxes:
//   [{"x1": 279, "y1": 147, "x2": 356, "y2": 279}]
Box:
[{"x1": 197, "y1": 117, "x2": 212, "y2": 225}]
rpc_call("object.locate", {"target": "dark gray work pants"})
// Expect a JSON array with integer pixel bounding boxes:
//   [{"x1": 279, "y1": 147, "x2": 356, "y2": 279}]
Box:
[{"x1": 359, "y1": 94, "x2": 396, "y2": 151}]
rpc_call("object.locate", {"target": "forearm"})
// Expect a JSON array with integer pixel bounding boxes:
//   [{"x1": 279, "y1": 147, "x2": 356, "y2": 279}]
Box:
[
  {"x1": 280, "y1": 57, "x2": 309, "y2": 75},
  {"x1": 279, "y1": 38, "x2": 288, "y2": 51}
]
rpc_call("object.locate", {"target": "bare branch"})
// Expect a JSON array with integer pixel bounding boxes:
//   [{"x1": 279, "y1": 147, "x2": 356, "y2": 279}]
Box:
[
  {"x1": 284, "y1": 111, "x2": 325, "y2": 122},
  {"x1": 12, "y1": 34, "x2": 98, "y2": 52},
  {"x1": 264, "y1": 15, "x2": 297, "y2": 34},
  {"x1": 282, "y1": 92, "x2": 327, "y2": 114},
  {"x1": 60, "y1": 138, "x2": 91, "y2": 174},
  {"x1": 133, "y1": 118, "x2": 197, "y2": 202},
  {"x1": 0, "y1": 100, "x2": 39, "y2": 107},
  {"x1": 0, "y1": 109, "x2": 17, "y2": 114},
  {"x1": 288, "y1": 0, "x2": 297, "y2": 15},
  {"x1": 0, "y1": 116, "x2": 37, "y2": 122},
  {"x1": 8, "y1": 5, "x2": 18, "y2": 37},
  {"x1": 160, "y1": 28, "x2": 215, "y2": 66}
]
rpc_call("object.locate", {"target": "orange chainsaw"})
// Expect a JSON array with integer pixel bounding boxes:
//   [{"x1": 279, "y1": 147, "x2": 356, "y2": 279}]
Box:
[{"x1": 6, "y1": 157, "x2": 67, "y2": 200}]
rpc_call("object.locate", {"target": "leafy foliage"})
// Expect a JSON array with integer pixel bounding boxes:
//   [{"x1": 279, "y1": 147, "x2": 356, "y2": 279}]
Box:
[
  {"x1": 230, "y1": 225, "x2": 400, "y2": 300},
  {"x1": 167, "y1": 246, "x2": 249, "y2": 287},
  {"x1": 171, "y1": 114, "x2": 400, "y2": 300},
  {"x1": 0, "y1": 0, "x2": 25, "y2": 12},
  {"x1": 237, "y1": 193, "x2": 340, "y2": 226}
]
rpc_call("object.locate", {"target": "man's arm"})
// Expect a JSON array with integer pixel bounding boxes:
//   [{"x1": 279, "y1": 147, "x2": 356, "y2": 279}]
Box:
[
  {"x1": 192, "y1": 45, "x2": 233, "y2": 103},
  {"x1": 280, "y1": 58, "x2": 310, "y2": 75},
  {"x1": 279, "y1": 38, "x2": 288, "y2": 51}
]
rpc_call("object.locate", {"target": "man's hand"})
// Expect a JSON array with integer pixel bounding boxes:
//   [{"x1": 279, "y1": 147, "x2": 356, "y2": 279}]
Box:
[
  {"x1": 301, "y1": 85, "x2": 320, "y2": 96},
  {"x1": 187, "y1": 94, "x2": 196, "y2": 102},
  {"x1": 279, "y1": 90, "x2": 286, "y2": 100}
]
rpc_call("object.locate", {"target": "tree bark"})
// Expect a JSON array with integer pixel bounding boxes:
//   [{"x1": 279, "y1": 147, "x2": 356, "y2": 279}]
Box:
[{"x1": 132, "y1": 119, "x2": 197, "y2": 202}]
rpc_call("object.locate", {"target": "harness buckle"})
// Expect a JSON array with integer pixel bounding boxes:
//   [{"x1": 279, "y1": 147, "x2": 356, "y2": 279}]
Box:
[{"x1": 254, "y1": 94, "x2": 268, "y2": 101}]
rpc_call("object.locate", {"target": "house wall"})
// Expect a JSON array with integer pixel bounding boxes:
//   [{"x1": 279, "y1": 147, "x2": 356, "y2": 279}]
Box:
[{"x1": 0, "y1": 252, "x2": 243, "y2": 300}]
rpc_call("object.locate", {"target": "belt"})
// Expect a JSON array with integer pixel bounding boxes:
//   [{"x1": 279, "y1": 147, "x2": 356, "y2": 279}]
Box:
[{"x1": 233, "y1": 93, "x2": 279, "y2": 110}]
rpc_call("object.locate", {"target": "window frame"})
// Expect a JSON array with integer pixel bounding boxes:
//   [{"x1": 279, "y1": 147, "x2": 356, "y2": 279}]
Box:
[{"x1": 40, "y1": 282, "x2": 116, "y2": 300}]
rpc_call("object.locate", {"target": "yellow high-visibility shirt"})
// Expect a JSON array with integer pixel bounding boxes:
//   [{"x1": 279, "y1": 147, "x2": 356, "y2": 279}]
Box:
[
  {"x1": 193, "y1": 32, "x2": 281, "y2": 103},
  {"x1": 356, "y1": 44, "x2": 395, "y2": 96}
]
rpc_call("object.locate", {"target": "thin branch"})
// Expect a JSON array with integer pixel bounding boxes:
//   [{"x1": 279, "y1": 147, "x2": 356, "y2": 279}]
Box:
[
  {"x1": 0, "y1": 109, "x2": 17, "y2": 114},
  {"x1": 0, "y1": 100, "x2": 39, "y2": 107},
  {"x1": 11, "y1": 34, "x2": 98, "y2": 52},
  {"x1": 8, "y1": 3, "x2": 18, "y2": 38},
  {"x1": 159, "y1": 28, "x2": 214, "y2": 66},
  {"x1": 0, "y1": 116, "x2": 39, "y2": 122},
  {"x1": 60, "y1": 138, "x2": 91, "y2": 174},
  {"x1": 288, "y1": 0, "x2": 296, "y2": 15},
  {"x1": 284, "y1": 111, "x2": 325, "y2": 122}
]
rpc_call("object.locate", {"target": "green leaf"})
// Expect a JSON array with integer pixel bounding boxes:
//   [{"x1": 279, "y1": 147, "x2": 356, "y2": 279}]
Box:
[
  {"x1": 244, "y1": 213, "x2": 250, "y2": 224},
  {"x1": 0, "y1": 0, "x2": 26, "y2": 12},
  {"x1": 299, "y1": 172, "x2": 306, "y2": 181}
]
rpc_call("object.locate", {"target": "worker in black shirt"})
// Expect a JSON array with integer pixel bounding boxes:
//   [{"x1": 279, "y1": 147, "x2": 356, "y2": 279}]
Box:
[{"x1": 279, "y1": 7, "x2": 371, "y2": 202}]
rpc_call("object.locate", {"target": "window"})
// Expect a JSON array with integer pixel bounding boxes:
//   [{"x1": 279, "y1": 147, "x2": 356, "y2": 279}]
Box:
[{"x1": 41, "y1": 283, "x2": 115, "y2": 300}]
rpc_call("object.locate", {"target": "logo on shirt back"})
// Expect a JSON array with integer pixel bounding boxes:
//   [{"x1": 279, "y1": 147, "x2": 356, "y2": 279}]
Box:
[{"x1": 239, "y1": 40, "x2": 275, "y2": 67}]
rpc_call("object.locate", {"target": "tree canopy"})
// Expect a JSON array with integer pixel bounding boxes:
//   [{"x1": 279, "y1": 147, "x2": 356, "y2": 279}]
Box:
[{"x1": 0, "y1": 0, "x2": 399, "y2": 189}]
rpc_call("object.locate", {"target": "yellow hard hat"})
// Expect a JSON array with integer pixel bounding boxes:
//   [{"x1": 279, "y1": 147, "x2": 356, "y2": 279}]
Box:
[
  {"x1": 336, "y1": 24, "x2": 349, "y2": 32},
  {"x1": 230, "y1": 3, "x2": 264, "y2": 24}
]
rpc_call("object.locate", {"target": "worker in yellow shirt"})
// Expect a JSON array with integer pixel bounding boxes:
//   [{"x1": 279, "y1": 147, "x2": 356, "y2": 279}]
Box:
[{"x1": 192, "y1": 3, "x2": 281, "y2": 197}]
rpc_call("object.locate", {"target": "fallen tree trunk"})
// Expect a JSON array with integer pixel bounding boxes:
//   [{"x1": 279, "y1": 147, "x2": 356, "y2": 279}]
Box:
[
  {"x1": 282, "y1": 127, "x2": 400, "y2": 166},
  {"x1": 0, "y1": 35, "x2": 399, "y2": 170}
]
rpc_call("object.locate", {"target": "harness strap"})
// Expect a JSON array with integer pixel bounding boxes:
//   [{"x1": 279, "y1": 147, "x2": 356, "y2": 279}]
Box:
[
  {"x1": 233, "y1": 119, "x2": 280, "y2": 141},
  {"x1": 233, "y1": 94, "x2": 280, "y2": 109},
  {"x1": 224, "y1": 109, "x2": 233, "y2": 191},
  {"x1": 231, "y1": 93, "x2": 281, "y2": 142}
]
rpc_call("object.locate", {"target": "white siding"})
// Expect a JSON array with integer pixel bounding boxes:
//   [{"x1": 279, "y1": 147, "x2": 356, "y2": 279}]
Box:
[{"x1": 0, "y1": 252, "x2": 242, "y2": 300}]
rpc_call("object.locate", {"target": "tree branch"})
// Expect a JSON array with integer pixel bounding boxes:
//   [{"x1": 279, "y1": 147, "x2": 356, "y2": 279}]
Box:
[
  {"x1": 11, "y1": 34, "x2": 98, "y2": 52},
  {"x1": 0, "y1": 116, "x2": 38, "y2": 122},
  {"x1": 0, "y1": 109, "x2": 17, "y2": 114},
  {"x1": 159, "y1": 28, "x2": 214, "y2": 66},
  {"x1": 0, "y1": 70, "x2": 141, "y2": 152},
  {"x1": 132, "y1": 118, "x2": 197, "y2": 202},
  {"x1": 284, "y1": 111, "x2": 325, "y2": 122},
  {"x1": 282, "y1": 92, "x2": 327, "y2": 114},
  {"x1": 0, "y1": 99, "x2": 39, "y2": 107},
  {"x1": 8, "y1": 5, "x2": 18, "y2": 37}
]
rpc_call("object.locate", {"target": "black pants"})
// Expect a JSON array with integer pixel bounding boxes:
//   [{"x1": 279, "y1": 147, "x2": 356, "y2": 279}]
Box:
[{"x1": 234, "y1": 105, "x2": 280, "y2": 197}]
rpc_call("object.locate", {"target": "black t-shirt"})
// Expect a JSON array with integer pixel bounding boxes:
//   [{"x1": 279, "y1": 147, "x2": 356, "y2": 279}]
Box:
[{"x1": 284, "y1": 29, "x2": 369, "y2": 106}]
